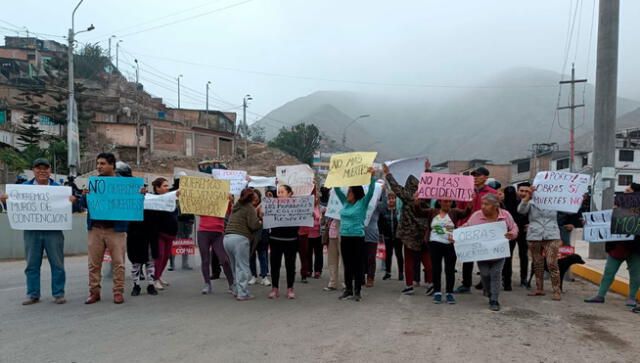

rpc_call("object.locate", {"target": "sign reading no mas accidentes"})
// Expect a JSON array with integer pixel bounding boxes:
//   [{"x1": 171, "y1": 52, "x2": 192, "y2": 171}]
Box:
[
  {"x1": 87, "y1": 177, "x2": 145, "y2": 221},
  {"x1": 6, "y1": 184, "x2": 72, "y2": 230},
  {"x1": 417, "y1": 173, "x2": 474, "y2": 201}
]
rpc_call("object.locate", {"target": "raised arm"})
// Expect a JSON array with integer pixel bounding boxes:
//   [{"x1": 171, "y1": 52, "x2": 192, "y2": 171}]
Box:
[{"x1": 334, "y1": 187, "x2": 347, "y2": 206}]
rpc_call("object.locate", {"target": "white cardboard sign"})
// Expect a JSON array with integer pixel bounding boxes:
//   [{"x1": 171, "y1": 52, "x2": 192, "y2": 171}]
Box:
[
  {"x1": 262, "y1": 195, "x2": 315, "y2": 228},
  {"x1": 582, "y1": 210, "x2": 634, "y2": 243},
  {"x1": 144, "y1": 191, "x2": 178, "y2": 212},
  {"x1": 212, "y1": 169, "x2": 247, "y2": 195},
  {"x1": 276, "y1": 164, "x2": 314, "y2": 196},
  {"x1": 453, "y1": 221, "x2": 510, "y2": 263},
  {"x1": 6, "y1": 184, "x2": 72, "y2": 230},
  {"x1": 325, "y1": 182, "x2": 383, "y2": 225},
  {"x1": 532, "y1": 171, "x2": 590, "y2": 213}
]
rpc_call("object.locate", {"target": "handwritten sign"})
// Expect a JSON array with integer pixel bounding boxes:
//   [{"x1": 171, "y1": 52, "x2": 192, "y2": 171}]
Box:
[
  {"x1": 248, "y1": 176, "x2": 276, "y2": 188},
  {"x1": 583, "y1": 210, "x2": 633, "y2": 242},
  {"x1": 324, "y1": 152, "x2": 377, "y2": 188},
  {"x1": 178, "y1": 176, "x2": 230, "y2": 218},
  {"x1": 6, "y1": 184, "x2": 72, "y2": 230},
  {"x1": 532, "y1": 171, "x2": 590, "y2": 213},
  {"x1": 325, "y1": 182, "x2": 383, "y2": 225},
  {"x1": 212, "y1": 169, "x2": 247, "y2": 195},
  {"x1": 417, "y1": 173, "x2": 474, "y2": 201},
  {"x1": 611, "y1": 193, "x2": 640, "y2": 235},
  {"x1": 263, "y1": 195, "x2": 314, "y2": 228},
  {"x1": 452, "y1": 222, "x2": 510, "y2": 263},
  {"x1": 87, "y1": 177, "x2": 145, "y2": 221},
  {"x1": 144, "y1": 191, "x2": 177, "y2": 212},
  {"x1": 276, "y1": 164, "x2": 315, "y2": 195},
  {"x1": 385, "y1": 156, "x2": 427, "y2": 185},
  {"x1": 172, "y1": 238, "x2": 195, "y2": 255}
]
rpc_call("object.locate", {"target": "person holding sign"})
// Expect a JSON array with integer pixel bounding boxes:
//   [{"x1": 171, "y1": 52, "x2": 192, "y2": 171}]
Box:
[
  {"x1": 147, "y1": 178, "x2": 179, "y2": 292},
  {"x1": 197, "y1": 202, "x2": 234, "y2": 295},
  {"x1": 517, "y1": 185, "x2": 562, "y2": 301},
  {"x1": 333, "y1": 167, "x2": 377, "y2": 302},
  {"x1": 82, "y1": 153, "x2": 146, "y2": 305},
  {"x1": 584, "y1": 183, "x2": 640, "y2": 309},
  {"x1": 0, "y1": 158, "x2": 75, "y2": 305},
  {"x1": 224, "y1": 188, "x2": 263, "y2": 301},
  {"x1": 268, "y1": 185, "x2": 301, "y2": 299},
  {"x1": 458, "y1": 194, "x2": 518, "y2": 311}
]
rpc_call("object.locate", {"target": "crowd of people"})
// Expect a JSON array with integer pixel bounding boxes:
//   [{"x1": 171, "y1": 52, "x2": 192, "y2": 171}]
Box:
[{"x1": 2, "y1": 154, "x2": 639, "y2": 313}]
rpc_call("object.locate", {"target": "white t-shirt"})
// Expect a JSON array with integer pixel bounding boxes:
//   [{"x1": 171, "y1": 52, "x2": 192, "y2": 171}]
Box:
[{"x1": 430, "y1": 213, "x2": 454, "y2": 244}]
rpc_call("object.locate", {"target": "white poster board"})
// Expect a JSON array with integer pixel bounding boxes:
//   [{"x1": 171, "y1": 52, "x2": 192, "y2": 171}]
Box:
[
  {"x1": 144, "y1": 191, "x2": 177, "y2": 212},
  {"x1": 276, "y1": 164, "x2": 314, "y2": 196},
  {"x1": 582, "y1": 210, "x2": 634, "y2": 243},
  {"x1": 212, "y1": 169, "x2": 247, "y2": 195},
  {"x1": 532, "y1": 171, "x2": 590, "y2": 213},
  {"x1": 325, "y1": 182, "x2": 383, "y2": 225},
  {"x1": 262, "y1": 195, "x2": 314, "y2": 228},
  {"x1": 248, "y1": 176, "x2": 276, "y2": 188},
  {"x1": 385, "y1": 155, "x2": 427, "y2": 185},
  {"x1": 453, "y1": 221, "x2": 510, "y2": 263},
  {"x1": 6, "y1": 184, "x2": 72, "y2": 230}
]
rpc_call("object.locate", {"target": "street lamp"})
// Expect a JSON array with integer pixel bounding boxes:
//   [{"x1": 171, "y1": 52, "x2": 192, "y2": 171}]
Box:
[
  {"x1": 242, "y1": 94, "x2": 253, "y2": 158},
  {"x1": 134, "y1": 59, "x2": 139, "y2": 84},
  {"x1": 177, "y1": 74, "x2": 183, "y2": 109},
  {"x1": 205, "y1": 81, "x2": 212, "y2": 128},
  {"x1": 342, "y1": 114, "x2": 370, "y2": 149},
  {"x1": 108, "y1": 35, "x2": 116, "y2": 61},
  {"x1": 67, "y1": 0, "x2": 94, "y2": 176},
  {"x1": 116, "y1": 39, "x2": 123, "y2": 70}
]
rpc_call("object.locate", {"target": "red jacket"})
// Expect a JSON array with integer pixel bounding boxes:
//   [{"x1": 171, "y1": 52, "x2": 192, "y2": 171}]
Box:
[{"x1": 456, "y1": 185, "x2": 497, "y2": 226}]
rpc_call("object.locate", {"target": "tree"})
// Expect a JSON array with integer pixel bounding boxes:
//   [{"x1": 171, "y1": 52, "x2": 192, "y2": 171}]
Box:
[
  {"x1": 249, "y1": 124, "x2": 266, "y2": 142},
  {"x1": 75, "y1": 43, "x2": 109, "y2": 81},
  {"x1": 268, "y1": 123, "x2": 321, "y2": 165}
]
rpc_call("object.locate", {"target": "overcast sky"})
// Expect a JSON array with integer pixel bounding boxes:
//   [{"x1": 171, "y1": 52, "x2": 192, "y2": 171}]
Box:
[{"x1": 1, "y1": 0, "x2": 639, "y2": 125}]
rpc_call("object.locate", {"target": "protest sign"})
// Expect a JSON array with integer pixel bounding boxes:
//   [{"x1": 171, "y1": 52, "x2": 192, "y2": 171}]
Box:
[
  {"x1": 178, "y1": 176, "x2": 230, "y2": 217},
  {"x1": 583, "y1": 210, "x2": 633, "y2": 242},
  {"x1": 385, "y1": 156, "x2": 427, "y2": 185},
  {"x1": 212, "y1": 169, "x2": 247, "y2": 195},
  {"x1": 87, "y1": 176, "x2": 145, "y2": 221},
  {"x1": 452, "y1": 222, "x2": 510, "y2": 263},
  {"x1": 276, "y1": 164, "x2": 315, "y2": 195},
  {"x1": 417, "y1": 173, "x2": 474, "y2": 201},
  {"x1": 144, "y1": 191, "x2": 177, "y2": 212},
  {"x1": 6, "y1": 184, "x2": 72, "y2": 230},
  {"x1": 532, "y1": 171, "x2": 590, "y2": 213},
  {"x1": 172, "y1": 239, "x2": 195, "y2": 255},
  {"x1": 611, "y1": 193, "x2": 640, "y2": 235},
  {"x1": 324, "y1": 152, "x2": 377, "y2": 188},
  {"x1": 262, "y1": 195, "x2": 314, "y2": 228},
  {"x1": 325, "y1": 182, "x2": 383, "y2": 225},
  {"x1": 248, "y1": 176, "x2": 276, "y2": 188}
]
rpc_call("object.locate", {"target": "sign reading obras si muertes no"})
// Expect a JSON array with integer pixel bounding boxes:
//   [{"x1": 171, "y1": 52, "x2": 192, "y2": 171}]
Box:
[
  {"x1": 452, "y1": 222, "x2": 510, "y2": 263},
  {"x1": 532, "y1": 171, "x2": 590, "y2": 213}
]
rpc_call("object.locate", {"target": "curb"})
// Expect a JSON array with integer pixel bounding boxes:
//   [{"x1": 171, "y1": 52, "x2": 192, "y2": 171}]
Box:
[{"x1": 572, "y1": 264, "x2": 640, "y2": 300}]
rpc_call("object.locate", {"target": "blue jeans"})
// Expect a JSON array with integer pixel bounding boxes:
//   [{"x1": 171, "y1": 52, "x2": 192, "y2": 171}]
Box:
[
  {"x1": 223, "y1": 234, "x2": 251, "y2": 298},
  {"x1": 24, "y1": 230, "x2": 66, "y2": 298},
  {"x1": 250, "y1": 246, "x2": 269, "y2": 278}
]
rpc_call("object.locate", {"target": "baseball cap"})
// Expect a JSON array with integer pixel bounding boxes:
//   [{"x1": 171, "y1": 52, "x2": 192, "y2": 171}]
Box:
[
  {"x1": 32, "y1": 158, "x2": 51, "y2": 168},
  {"x1": 471, "y1": 167, "x2": 490, "y2": 176}
]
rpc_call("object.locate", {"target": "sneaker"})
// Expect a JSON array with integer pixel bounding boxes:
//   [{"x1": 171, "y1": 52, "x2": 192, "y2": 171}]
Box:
[
  {"x1": 154, "y1": 280, "x2": 165, "y2": 291},
  {"x1": 159, "y1": 279, "x2": 170, "y2": 287},
  {"x1": 53, "y1": 296, "x2": 66, "y2": 304},
  {"x1": 268, "y1": 288, "x2": 279, "y2": 299},
  {"x1": 353, "y1": 292, "x2": 362, "y2": 302},
  {"x1": 236, "y1": 295, "x2": 255, "y2": 301},
  {"x1": 551, "y1": 292, "x2": 562, "y2": 301},
  {"x1": 261, "y1": 276, "x2": 272, "y2": 286},
  {"x1": 301, "y1": 277, "x2": 308, "y2": 284},
  {"x1": 339, "y1": 291, "x2": 353, "y2": 300},
  {"x1": 446, "y1": 294, "x2": 456, "y2": 304},
  {"x1": 248, "y1": 277, "x2": 257, "y2": 285},
  {"x1": 584, "y1": 295, "x2": 605, "y2": 303},
  {"x1": 382, "y1": 273, "x2": 392, "y2": 280},
  {"x1": 454, "y1": 285, "x2": 471, "y2": 294},
  {"x1": 131, "y1": 285, "x2": 141, "y2": 297},
  {"x1": 433, "y1": 293, "x2": 442, "y2": 304},
  {"x1": 168, "y1": 266, "x2": 174, "y2": 271},
  {"x1": 633, "y1": 306, "x2": 640, "y2": 313},
  {"x1": 313, "y1": 273, "x2": 321, "y2": 279},
  {"x1": 228, "y1": 288, "x2": 237, "y2": 297},
  {"x1": 22, "y1": 297, "x2": 40, "y2": 306},
  {"x1": 625, "y1": 298, "x2": 637, "y2": 307},
  {"x1": 323, "y1": 286, "x2": 337, "y2": 291},
  {"x1": 489, "y1": 300, "x2": 500, "y2": 311},
  {"x1": 425, "y1": 283, "x2": 435, "y2": 296},
  {"x1": 201, "y1": 283, "x2": 212, "y2": 295},
  {"x1": 401, "y1": 286, "x2": 415, "y2": 295},
  {"x1": 147, "y1": 284, "x2": 158, "y2": 296},
  {"x1": 286, "y1": 288, "x2": 296, "y2": 299},
  {"x1": 398, "y1": 274, "x2": 404, "y2": 281},
  {"x1": 475, "y1": 282, "x2": 484, "y2": 290}
]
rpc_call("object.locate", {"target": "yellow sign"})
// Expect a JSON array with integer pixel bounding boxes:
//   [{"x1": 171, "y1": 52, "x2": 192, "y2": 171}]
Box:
[
  {"x1": 178, "y1": 176, "x2": 230, "y2": 217},
  {"x1": 324, "y1": 152, "x2": 378, "y2": 188}
]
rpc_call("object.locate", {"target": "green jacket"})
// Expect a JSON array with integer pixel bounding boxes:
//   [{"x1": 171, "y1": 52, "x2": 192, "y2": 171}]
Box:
[{"x1": 225, "y1": 202, "x2": 262, "y2": 240}]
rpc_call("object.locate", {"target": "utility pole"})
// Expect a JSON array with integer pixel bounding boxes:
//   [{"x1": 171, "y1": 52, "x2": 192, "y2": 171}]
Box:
[
  {"x1": 177, "y1": 74, "x2": 183, "y2": 109},
  {"x1": 116, "y1": 40, "x2": 122, "y2": 70},
  {"x1": 108, "y1": 35, "x2": 115, "y2": 61},
  {"x1": 205, "y1": 81, "x2": 211, "y2": 128},
  {"x1": 591, "y1": 0, "x2": 620, "y2": 259},
  {"x1": 243, "y1": 95, "x2": 252, "y2": 159},
  {"x1": 134, "y1": 59, "x2": 139, "y2": 83},
  {"x1": 342, "y1": 114, "x2": 370, "y2": 150},
  {"x1": 558, "y1": 63, "x2": 587, "y2": 172}
]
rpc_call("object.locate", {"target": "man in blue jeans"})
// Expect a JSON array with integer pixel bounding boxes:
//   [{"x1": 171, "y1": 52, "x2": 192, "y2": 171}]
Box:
[{"x1": 1, "y1": 158, "x2": 75, "y2": 305}]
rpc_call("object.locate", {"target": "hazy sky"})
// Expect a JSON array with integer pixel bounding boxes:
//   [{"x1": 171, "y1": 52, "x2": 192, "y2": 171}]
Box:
[{"x1": 1, "y1": 0, "x2": 639, "y2": 131}]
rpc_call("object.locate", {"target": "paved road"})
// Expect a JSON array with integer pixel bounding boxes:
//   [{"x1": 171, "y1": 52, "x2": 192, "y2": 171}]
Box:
[{"x1": 1, "y1": 255, "x2": 638, "y2": 363}]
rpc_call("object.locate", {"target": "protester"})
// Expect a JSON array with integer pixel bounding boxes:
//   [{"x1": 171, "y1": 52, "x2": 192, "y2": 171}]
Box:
[
  {"x1": 268, "y1": 185, "x2": 300, "y2": 299},
  {"x1": 454, "y1": 167, "x2": 498, "y2": 294},
  {"x1": 308, "y1": 190, "x2": 324, "y2": 279},
  {"x1": 379, "y1": 191, "x2": 404, "y2": 281},
  {"x1": 518, "y1": 185, "x2": 562, "y2": 300},
  {"x1": 333, "y1": 167, "x2": 377, "y2": 302},
  {"x1": 364, "y1": 184, "x2": 387, "y2": 287},
  {"x1": 323, "y1": 218, "x2": 342, "y2": 291},
  {"x1": 169, "y1": 172, "x2": 194, "y2": 271},
  {"x1": 224, "y1": 188, "x2": 263, "y2": 301},
  {"x1": 501, "y1": 185, "x2": 529, "y2": 290},
  {"x1": 383, "y1": 161, "x2": 433, "y2": 296},
  {"x1": 250, "y1": 188, "x2": 273, "y2": 286},
  {"x1": 298, "y1": 224, "x2": 311, "y2": 283},
  {"x1": 584, "y1": 183, "x2": 640, "y2": 309},
  {"x1": 458, "y1": 194, "x2": 518, "y2": 311},
  {"x1": 415, "y1": 199, "x2": 471, "y2": 304},
  {"x1": 557, "y1": 211, "x2": 580, "y2": 247},
  {"x1": 0, "y1": 158, "x2": 74, "y2": 305},
  {"x1": 82, "y1": 153, "x2": 144, "y2": 305},
  {"x1": 196, "y1": 199, "x2": 234, "y2": 295}
]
